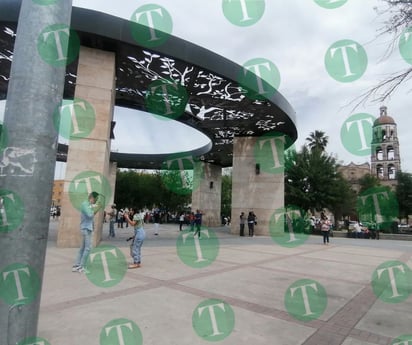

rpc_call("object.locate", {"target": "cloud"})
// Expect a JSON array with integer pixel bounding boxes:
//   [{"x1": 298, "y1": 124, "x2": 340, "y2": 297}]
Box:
[{"x1": 50, "y1": 0, "x2": 412, "y2": 174}]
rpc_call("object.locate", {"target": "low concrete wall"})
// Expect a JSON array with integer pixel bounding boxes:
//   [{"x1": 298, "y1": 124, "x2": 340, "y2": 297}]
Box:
[{"x1": 332, "y1": 230, "x2": 412, "y2": 241}]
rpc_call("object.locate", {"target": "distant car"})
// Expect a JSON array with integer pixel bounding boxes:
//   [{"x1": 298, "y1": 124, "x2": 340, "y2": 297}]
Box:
[
  {"x1": 398, "y1": 224, "x2": 410, "y2": 233},
  {"x1": 348, "y1": 221, "x2": 357, "y2": 230}
]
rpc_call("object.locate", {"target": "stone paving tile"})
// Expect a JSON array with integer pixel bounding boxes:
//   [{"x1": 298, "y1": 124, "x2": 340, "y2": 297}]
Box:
[
  {"x1": 341, "y1": 336, "x2": 378, "y2": 345},
  {"x1": 37, "y1": 223, "x2": 412, "y2": 344}
]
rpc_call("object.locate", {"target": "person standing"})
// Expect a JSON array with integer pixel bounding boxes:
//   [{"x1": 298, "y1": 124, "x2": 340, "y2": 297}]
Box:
[
  {"x1": 72, "y1": 191, "x2": 100, "y2": 273},
  {"x1": 108, "y1": 204, "x2": 117, "y2": 238},
  {"x1": 354, "y1": 221, "x2": 362, "y2": 238},
  {"x1": 153, "y1": 210, "x2": 160, "y2": 236},
  {"x1": 124, "y1": 208, "x2": 145, "y2": 269},
  {"x1": 117, "y1": 208, "x2": 124, "y2": 228},
  {"x1": 320, "y1": 214, "x2": 331, "y2": 245},
  {"x1": 247, "y1": 211, "x2": 256, "y2": 237},
  {"x1": 189, "y1": 212, "x2": 195, "y2": 231},
  {"x1": 193, "y1": 209, "x2": 203, "y2": 239},
  {"x1": 179, "y1": 212, "x2": 185, "y2": 231},
  {"x1": 239, "y1": 212, "x2": 246, "y2": 236}
]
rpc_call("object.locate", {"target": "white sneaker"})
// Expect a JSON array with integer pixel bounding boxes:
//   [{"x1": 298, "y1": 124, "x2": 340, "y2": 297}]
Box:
[
  {"x1": 77, "y1": 267, "x2": 90, "y2": 274},
  {"x1": 72, "y1": 265, "x2": 80, "y2": 272}
]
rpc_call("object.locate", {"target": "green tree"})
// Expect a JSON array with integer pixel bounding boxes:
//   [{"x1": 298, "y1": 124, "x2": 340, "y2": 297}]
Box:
[
  {"x1": 285, "y1": 133, "x2": 355, "y2": 225},
  {"x1": 327, "y1": 173, "x2": 357, "y2": 228},
  {"x1": 358, "y1": 174, "x2": 381, "y2": 194},
  {"x1": 114, "y1": 170, "x2": 190, "y2": 212},
  {"x1": 285, "y1": 146, "x2": 338, "y2": 212},
  {"x1": 396, "y1": 171, "x2": 412, "y2": 222},
  {"x1": 305, "y1": 130, "x2": 329, "y2": 152}
]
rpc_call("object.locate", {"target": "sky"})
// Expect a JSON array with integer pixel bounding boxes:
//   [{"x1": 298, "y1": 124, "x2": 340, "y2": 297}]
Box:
[{"x1": 4, "y1": 0, "x2": 412, "y2": 177}]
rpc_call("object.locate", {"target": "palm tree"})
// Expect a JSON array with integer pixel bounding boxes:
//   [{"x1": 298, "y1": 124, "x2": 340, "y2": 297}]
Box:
[{"x1": 306, "y1": 130, "x2": 329, "y2": 152}]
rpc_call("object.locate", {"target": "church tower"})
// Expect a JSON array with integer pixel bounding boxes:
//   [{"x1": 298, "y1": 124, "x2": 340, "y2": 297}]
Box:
[{"x1": 370, "y1": 105, "x2": 401, "y2": 189}]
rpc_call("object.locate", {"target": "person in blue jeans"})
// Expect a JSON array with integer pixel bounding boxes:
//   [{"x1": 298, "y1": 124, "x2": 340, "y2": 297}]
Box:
[
  {"x1": 193, "y1": 209, "x2": 203, "y2": 239},
  {"x1": 108, "y1": 204, "x2": 117, "y2": 238},
  {"x1": 124, "y1": 208, "x2": 145, "y2": 269},
  {"x1": 72, "y1": 191, "x2": 100, "y2": 273}
]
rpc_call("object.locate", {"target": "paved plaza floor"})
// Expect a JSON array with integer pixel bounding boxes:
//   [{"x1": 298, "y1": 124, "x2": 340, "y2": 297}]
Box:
[{"x1": 39, "y1": 220, "x2": 412, "y2": 345}]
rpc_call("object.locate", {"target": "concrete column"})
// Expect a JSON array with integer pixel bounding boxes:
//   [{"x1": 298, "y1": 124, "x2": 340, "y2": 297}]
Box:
[
  {"x1": 191, "y1": 162, "x2": 222, "y2": 227},
  {"x1": 57, "y1": 46, "x2": 116, "y2": 247},
  {"x1": 231, "y1": 136, "x2": 284, "y2": 235},
  {"x1": 108, "y1": 161, "x2": 117, "y2": 207}
]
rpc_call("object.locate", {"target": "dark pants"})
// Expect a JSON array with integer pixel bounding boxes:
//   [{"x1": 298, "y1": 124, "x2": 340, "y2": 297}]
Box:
[
  {"x1": 322, "y1": 230, "x2": 329, "y2": 243},
  {"x1": 248, "y1": 222, "x2": 254, "y2": 236},
  {"x1": 193, "y1": 223, "x2": 201, "y2": 237},
  {"x1": 240, "y1": 224, "x2": 245, "y2": 236}
]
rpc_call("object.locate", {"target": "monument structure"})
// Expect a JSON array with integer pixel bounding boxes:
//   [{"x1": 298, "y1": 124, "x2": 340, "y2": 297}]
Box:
[{"x1": 0, "y1": 1, "x2": 297, "y2": 249}]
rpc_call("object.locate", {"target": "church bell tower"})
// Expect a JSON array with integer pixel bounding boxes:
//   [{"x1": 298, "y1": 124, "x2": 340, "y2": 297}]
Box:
[{"x1": 370, "y1": 106, "x2": 401, "y2": 188}]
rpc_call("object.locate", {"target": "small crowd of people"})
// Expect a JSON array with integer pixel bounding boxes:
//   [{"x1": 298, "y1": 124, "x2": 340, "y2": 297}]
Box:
[
  {"x1": 349, "y1": 221, "x2": 380, "y2": 240},
  {"x1": 178, "y1": 210, "x2": 204, "y2": 238},
  {"x1": 239, "y1": 211, "x2": 257, "y2": 237},
  {"x1": 106, "y1": 205, "x2": 163, "y2": 238}
]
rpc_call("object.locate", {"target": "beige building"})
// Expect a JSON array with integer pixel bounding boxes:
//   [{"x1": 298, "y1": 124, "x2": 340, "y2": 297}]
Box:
[
  {"x1": 51, "y1": 179, "x2": 64, "y2": 207},
  {"x1": 338, "y1": 162, "x2": 371, "y2": 193}
]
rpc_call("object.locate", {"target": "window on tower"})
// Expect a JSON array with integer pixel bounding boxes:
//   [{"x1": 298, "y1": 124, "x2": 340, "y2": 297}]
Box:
[
  {"x1": 376, "y1": 147, "x2": 383, "y2": 160},
  {"x1": 388, "y1": 165, "x2": 396, "y2": 180},
  {"x1": 387, "y1": 147, "x2": 394, "y2": 160},
  {"x1": 377, "y1": 165, "x2": 384, "y2": 179}
]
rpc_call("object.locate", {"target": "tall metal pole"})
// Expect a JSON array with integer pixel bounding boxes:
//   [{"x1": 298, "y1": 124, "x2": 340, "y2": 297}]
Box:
[{"x1": 0, "y1": 0, "x2": 72, "y2": 344}]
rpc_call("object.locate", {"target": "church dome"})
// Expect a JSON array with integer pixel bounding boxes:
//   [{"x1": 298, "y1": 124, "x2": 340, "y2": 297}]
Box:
[
  {"x1": 374, "y1": 105, "x2": 395, "y2": 126},
  {"x1": 374, "y1": 115, "x2": 395, "y2": 126}
]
